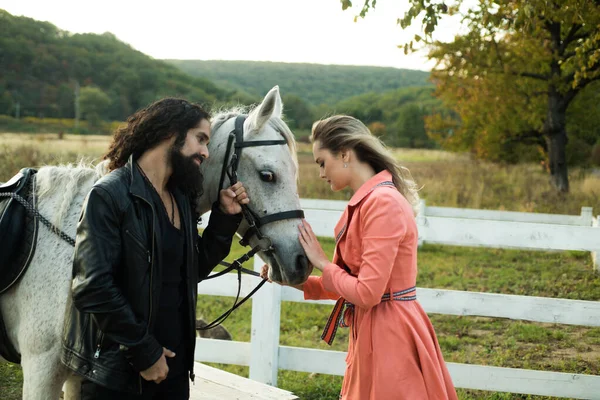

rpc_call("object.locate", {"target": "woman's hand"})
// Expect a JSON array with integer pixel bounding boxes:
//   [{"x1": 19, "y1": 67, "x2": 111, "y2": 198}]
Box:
[
  {"x1": 298, "y1": 219, "x2": 330, "y2": 272},
  {"x1": 218, "y1": 182, "x2": 249, "y2": 215}
]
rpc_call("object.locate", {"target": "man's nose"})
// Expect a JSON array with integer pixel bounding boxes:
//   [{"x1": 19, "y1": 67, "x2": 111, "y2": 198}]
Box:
[{"x1": 201, "y1": 146, "x2": 209, "y2": 160}]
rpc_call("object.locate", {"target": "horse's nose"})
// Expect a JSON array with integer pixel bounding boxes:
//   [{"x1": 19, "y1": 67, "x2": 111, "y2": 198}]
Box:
[{"x1": 295, "y1": 254, "x2": 309, "y2": 277}]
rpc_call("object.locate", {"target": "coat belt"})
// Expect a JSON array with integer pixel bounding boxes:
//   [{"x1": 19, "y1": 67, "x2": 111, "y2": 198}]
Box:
[{"x1": 321, "y1": 287, "x2": 416, "y2": 345}]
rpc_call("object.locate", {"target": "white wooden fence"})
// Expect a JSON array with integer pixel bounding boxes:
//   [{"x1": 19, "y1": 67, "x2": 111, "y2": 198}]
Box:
[{"x1": 196, "y1": 199, "x2": 600, "y2": 399}]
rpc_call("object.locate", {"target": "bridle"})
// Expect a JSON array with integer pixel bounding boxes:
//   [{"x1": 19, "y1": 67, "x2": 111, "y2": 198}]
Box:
[
  {"x1": 200, "y1": 115, "x2": 305, "y2": 330},
  {"x1": 218, "y1": 115, "x2": 305, "y2": 250}
]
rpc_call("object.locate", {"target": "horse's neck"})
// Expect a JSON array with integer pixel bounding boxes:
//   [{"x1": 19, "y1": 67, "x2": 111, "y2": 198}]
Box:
[
  {"x1": 198, "y1": 120, "x2": 234, "y2": 215},
  {"x1": 35, "y1": 164, "x2": 102, "y2": 229}
]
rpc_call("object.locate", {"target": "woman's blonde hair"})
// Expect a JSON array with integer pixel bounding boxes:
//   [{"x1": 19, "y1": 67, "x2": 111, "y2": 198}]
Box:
[{"x1": 311, "y1": 115, "x2": 420, "y2": 215}]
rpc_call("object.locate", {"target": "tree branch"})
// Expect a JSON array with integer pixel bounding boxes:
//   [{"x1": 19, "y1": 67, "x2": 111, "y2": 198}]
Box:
[
  {"x1": 512, "y1": 71, "x2": 550, "y2": 81},
  {"x1": 560, "y1": 24, "x2": 582, "y2": 54},
  {"x1": 504, "y1": 130, "x2": 545, "y2": 147},
  {"x1": 564, "y1": 73, "x2": 600, "y2": 107},
  {"x1": 492, "y1": 35, "x2": 505, "y2": 70},
  {"x1": 564, "y1": 47, "x2": 599, "y2": 63}
]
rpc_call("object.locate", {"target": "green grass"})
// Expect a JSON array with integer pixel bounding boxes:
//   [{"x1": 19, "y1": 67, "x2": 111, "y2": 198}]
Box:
[
  {"x1": 0, "y1": 363, "x2": 23, "y2": 400},
  {"x1": 1, "y1": 133, "x2": 599, "y2": 399},
  {"x1": 194, "y1": 241, "x2": 600, "y2": 400}
]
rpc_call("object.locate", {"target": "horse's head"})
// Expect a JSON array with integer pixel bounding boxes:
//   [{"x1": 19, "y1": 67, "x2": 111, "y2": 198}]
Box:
[{"x1": 202, "y1": 86, "x2": 311, "y2": 285}]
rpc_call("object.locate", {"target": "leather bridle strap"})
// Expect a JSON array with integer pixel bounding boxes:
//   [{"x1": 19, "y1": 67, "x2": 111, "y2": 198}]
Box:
[{"x1": 199, "y1": 115, "x2": 304, "y2": 331}]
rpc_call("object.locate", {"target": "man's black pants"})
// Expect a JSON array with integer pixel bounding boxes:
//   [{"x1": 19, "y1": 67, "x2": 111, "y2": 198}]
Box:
[{"x1": 80, "y1": 372, "x2": 190, "y2": 400}]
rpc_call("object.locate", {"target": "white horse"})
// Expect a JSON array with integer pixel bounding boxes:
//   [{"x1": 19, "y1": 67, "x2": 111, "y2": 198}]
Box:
[{"x1": 0, "y1": 86, "x2": 309, "y2": 399}]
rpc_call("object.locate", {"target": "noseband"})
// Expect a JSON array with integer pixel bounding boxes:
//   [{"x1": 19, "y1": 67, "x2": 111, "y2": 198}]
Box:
[{"x1": 217, "y1": 115, "x2": 305, "y2": 251}]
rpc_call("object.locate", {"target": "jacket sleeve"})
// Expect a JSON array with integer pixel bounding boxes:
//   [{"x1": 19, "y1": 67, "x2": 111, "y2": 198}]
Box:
[
  {"x1": 196, "y1": 202, "x2": 243, "y2": 281},
  {"x1": 303, "y1": 275, "x2": 340, "y2": 300},
  {"x1": 321, "y1": 191, "x2": 407, "y2": 309},
  {"x1": 71, "y1": 186, "x2": 163, "y2": 372}
]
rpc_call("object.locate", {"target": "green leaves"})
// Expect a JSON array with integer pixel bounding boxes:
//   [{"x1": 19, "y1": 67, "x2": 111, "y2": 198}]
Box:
[
  {"x1": 340, "y1": 0, "x2": 352, "y2": 11},
  {"x1": 423, "y1": 0, "x2": 600, "y2": 174}
]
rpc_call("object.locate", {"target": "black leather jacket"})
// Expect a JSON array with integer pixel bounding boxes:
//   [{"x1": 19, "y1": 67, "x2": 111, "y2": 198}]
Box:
[{"x1": 61, "y1": 156, "x2": 241, "y2": 394}]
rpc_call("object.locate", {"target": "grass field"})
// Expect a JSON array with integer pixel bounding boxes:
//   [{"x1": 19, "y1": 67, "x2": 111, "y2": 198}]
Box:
[{"x1": 1, "y1": 132, "x2": 599, "y2": 399}]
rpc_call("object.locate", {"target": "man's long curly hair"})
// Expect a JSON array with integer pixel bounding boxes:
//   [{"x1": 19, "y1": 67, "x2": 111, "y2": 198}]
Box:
[{"x1": 104, "y1": 98, "x2": 210, "y2": 171}]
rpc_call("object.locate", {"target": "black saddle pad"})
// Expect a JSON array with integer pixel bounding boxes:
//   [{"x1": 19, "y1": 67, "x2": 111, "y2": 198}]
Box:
[
  {"x1": 0, "y1": 168, "x2": 39, "y2": 364},
  {"x1": 0, "y1": 168, "x2": 38, "y2": 294}
]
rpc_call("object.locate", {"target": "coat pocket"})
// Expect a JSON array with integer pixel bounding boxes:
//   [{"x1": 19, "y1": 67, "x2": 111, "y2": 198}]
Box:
[{"x1": 124, "y1": 229, "x2": 151, "y2": 265}]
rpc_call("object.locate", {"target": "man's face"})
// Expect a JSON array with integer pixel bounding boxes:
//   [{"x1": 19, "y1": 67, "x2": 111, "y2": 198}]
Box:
[
  {"x1": 180, "y1": 118, "x2": 211, "y2": 164},
  {"x1": 169, "y1": 119, "x2": 211, "y2": 195}
]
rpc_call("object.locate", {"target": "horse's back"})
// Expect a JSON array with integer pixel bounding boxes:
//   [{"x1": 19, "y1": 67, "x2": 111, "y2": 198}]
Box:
[{"x1": 0, "y1": 162, "x2": 103, "y2": 398}]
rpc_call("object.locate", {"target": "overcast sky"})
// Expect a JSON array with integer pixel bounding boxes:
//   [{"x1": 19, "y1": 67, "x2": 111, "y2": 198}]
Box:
[{"x1": 1, "y1": 0, "x2": 462, "y2": 71}]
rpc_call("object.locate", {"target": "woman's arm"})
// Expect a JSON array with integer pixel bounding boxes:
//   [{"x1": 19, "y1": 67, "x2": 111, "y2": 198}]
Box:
[{"x1": 300, "y1": 191, "x2": 407, "y2": 309}]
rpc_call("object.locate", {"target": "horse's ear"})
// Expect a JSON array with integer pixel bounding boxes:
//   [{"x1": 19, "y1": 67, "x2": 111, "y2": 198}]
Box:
[{"x1": 251, "y1": 86, "x2": 283, "y2": 132}]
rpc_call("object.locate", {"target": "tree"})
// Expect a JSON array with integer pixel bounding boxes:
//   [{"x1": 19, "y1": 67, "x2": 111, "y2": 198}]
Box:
[
  {"x1": 394, "y1": 103, "x2": 434, "y2": 148},
  {"x1": 282, "y1": 94, "x2": 314, "y2": 130},
  {"x1": 79, "y1": 86, "x2": 111, "y2": 130},
  {"x1": 0, "y1": 10, "x2": 234, "y2": 121},
  {"x1": 345, "y1": 0, "x2": 600, "y2": 192}
]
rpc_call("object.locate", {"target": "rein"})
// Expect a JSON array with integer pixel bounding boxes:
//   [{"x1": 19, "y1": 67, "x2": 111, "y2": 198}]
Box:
[
  {"x1": 199, "y1": 115, "x2": 304, "y2": 330},
  {"x1": 10, "y1": 114, "x2": 304, "y2": 332},
  {"x1": 0, "y1": 188, "x2": 75, "y2": 247}
]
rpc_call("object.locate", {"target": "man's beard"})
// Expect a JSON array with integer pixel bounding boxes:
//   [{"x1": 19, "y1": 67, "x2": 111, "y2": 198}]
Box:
[{"x1": 169, "y1": 147, "x2": 204, "y2": 197}]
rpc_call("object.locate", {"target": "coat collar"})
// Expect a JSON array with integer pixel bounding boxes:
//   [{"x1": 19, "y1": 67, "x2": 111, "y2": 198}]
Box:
[
  {"x1": 127, "y1": 154, "x2": 187, "y2": 208},
  {"x1": 127, "y1": 154, "x2": 151, "y2": 201},
  {"x1": 347, "y1": 170, "x2": 395, "y2": 207}
]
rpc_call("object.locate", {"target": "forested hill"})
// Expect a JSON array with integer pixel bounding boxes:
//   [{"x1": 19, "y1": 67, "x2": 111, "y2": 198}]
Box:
[
  {"x1": 165, "y1": 60, "x2": 432, "y2": 106},
  {"x1": 0, "y1": 10, "x2": 249, "y2": 121}
]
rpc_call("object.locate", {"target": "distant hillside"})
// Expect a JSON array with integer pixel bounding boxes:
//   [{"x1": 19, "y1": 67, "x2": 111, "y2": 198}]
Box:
[
  {"x1": 165, "y1": 60, "x2": 432, "y2": 106},
  {"x1": 0, "y1": 10, "x2": 249, "y2": 121},
  {"x1": 327, "y1": 85, "x2": 443, "y2": 148}
]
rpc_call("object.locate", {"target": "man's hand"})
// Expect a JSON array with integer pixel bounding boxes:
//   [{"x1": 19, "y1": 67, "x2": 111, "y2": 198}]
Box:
[
  {"x1": 140, "y1": 347, "x2": 175, "y2": 384},
  {"x1": 260, "y1": 264, "x2": 305, "y2": 291},
  {"x1": 218, "y1": 181, "x2": 249, "y2": 215}
]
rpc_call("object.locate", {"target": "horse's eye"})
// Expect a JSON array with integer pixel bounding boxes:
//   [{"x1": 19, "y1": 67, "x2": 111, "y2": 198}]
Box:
[{"x1": 259, "y1": 171, "x2": 276, "y2": 183}]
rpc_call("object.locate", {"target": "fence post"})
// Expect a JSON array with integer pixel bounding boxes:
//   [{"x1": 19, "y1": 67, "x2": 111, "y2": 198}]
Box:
[
  {"x1": 249, "y1": 256, "x2": 281, "y2": 385},
  {"x1": 580, "y1": 207, "x2": 594, "y2": 226},
  {"x1": 593, "y1": 215, "x2": 599, "y2": 273},
  {"x1": 580, "y1": 207, "x2": 598, "y2": 273},
  {"x1": 417, "y1": 199, "x2": 427, "y2": 247}
]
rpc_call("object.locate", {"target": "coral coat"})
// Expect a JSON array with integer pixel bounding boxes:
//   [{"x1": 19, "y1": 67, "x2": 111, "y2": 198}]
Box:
[{"x1": 304, "y1": 171, "x2": 457, "y2": 400}]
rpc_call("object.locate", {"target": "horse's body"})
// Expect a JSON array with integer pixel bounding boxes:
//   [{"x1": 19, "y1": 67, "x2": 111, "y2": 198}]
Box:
[{"x1": 0, "y1": 86, "x2": 308, "y2": 399}]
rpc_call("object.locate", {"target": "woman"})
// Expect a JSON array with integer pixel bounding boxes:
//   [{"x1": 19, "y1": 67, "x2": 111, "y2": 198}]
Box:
[{"x1": 263, "y1": 115, "x2": 457, "y2": 399}]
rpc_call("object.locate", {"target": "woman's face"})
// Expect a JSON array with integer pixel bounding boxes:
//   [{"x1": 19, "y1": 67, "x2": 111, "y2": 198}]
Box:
[{"x1": 312, "y1": 140, "x2": 350, "y2": 192}]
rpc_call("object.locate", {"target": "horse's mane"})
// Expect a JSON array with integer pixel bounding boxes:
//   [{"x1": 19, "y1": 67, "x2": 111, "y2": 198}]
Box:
[
  {"x1": 36, "y1": 160, "x2": 109, "y2": 228},
  {"x1": 211, "y1": 105, "x2": 299, "y2": 177}
]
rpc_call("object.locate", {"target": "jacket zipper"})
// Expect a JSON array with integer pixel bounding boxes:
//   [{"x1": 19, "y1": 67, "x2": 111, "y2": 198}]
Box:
[
  {"x1": 130, "y1": 195, "x2": 155, "y2": 324},
  {"x1": 94, "y1": 331, "x2": 105, "y2": 359},
  {"x1": 132, "y1": 194, "x2": 155, "y2": 395},
  {"x1": 188, "y1": 218, "x2": 196, "y2": 383},
  {"x1": 125, "y1": 230, "x2": 151, "y2": 263}
]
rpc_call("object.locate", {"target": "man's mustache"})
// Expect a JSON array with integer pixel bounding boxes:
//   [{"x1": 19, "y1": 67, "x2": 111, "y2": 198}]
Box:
[{"x1": 191, "y1": 154, "x2": 206, "y2": 165}]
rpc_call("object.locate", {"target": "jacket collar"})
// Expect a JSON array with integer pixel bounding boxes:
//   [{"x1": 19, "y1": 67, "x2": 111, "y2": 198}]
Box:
[
  {"x1": 347, "y1": 170, "x2": 395, "y2": 207},
  {"x1": 127, "y1": 154, "x2": 152, "y2": 201},
  {"x1": 126, "y1": 154, "x2": 193, "y2": 238}
]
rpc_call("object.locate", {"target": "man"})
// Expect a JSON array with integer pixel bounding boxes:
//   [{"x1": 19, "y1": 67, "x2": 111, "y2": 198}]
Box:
[{"x1": 61, "y1": 98, "x2": 248, "y2": 399}]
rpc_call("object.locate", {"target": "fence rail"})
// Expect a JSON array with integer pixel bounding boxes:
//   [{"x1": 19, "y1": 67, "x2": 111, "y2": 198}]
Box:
[{"x1": 196, "y1": 199, "x2": 600, "y2": 398}]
